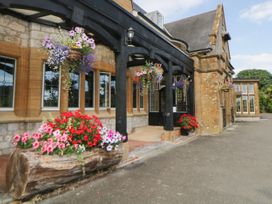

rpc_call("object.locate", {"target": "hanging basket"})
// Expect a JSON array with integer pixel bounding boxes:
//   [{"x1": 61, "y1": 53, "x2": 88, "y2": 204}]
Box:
[{"x1": 68, "y1": 49, "x2": 81, "y2": 61}]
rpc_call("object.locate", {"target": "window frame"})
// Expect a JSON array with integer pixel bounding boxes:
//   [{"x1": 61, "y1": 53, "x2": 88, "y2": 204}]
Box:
[
  {"x1": 0, "y1": 55, "x2": 17, "y2": 111},
  {"x1": 41, "y1": 63, "x2": 61, "y2": 111},
  {"x1": 99, "y1": 72, "x2": 111, "y2": 110},
  {"x1": 249, "y1": 95, "x2": 255, "y2": 113},
  {"x1": 110, "y1": 74, "x2": 116, "y2": 109}
]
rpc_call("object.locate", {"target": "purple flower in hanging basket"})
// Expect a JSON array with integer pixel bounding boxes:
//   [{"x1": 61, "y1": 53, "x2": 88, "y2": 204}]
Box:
[
  {"x1": 46, "y1": 44, "x2": 69, "y2": 69},
  {"x1": 175, "y1": 80, "x2": 184, "y2": 89},
  {"x1": 78, "y1": 53, "x2": 95, "y2": 73}
]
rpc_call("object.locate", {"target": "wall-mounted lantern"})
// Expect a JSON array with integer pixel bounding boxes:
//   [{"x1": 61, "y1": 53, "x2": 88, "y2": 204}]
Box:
[{"x1": 126, "y1": 27, "x2": 134, "y2": 45}]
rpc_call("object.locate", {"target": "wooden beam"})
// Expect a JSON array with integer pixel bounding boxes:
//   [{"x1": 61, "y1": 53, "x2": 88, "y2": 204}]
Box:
[
  {"x1": 115, "y1": 38, "x2": 128, "y2": 140},
  {"x1": 164, "y1": 61, "x2": 174, "y2": 131}
]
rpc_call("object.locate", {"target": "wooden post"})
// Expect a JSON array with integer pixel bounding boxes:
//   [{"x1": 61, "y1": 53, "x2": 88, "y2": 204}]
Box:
[
  {"x1": 80, "y1": 72, "x2": 86, "y2": 113},
  {"x1": 60, "y1": 69, "x2": 69, "y2": 113},
  {"x1": 115, "y1": 42, "x2": 128, "y2": 140},
  {"x1": 127, "y1": 77, "x2": 133, "y2": 114},
  {"x1": 164, "y1": 61, "x2": 173, "y2": 131},
  {"x1": 188, "y1": 73, "x2": 195, "y2": 115}
]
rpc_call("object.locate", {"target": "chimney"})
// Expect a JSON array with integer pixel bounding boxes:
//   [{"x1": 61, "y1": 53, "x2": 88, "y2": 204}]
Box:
[{"x1": 145, "y1": 11, "x2": 164, "y2": 29}]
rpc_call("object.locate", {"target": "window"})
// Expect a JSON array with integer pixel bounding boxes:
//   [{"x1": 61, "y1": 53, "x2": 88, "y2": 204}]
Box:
[
  {"x1": 111, "y1": 76, "x2": 116, "y2": 108},
  {"x1": 69, "y1": 72, "x2": 80, "y2": 108},
  {"x1": 149, "y1": 81, "x2": 160, "y2": 112},
  {"x1": 0, "y1": 56, "x2": 16, "y2": 109},
  {"x1": 242, "y1": 84, "x2": 247, "y2": 94},
  {"x1": 236, "y1": 96, "x2": 241, "y2": 113},
  {"x1": 248, "y1": 84, "x2": 254, "y2": 94},
  {"x1": 42, "y1": 64, "x2": 60, "y2": 109},
  {"x1": 99, "y1": 73, "x2": 110, "y2": 108},
  {"x1": 140, "y1": 94, "x2": 144, "y2": 109},
  {"x1": 85, "y1": 71, "x2": 94, "y2": 108},
  {"x1": 173, "y1": 75, "x2": 187, "y2": 112},
  {"x1": 249, "y1": 96, "x2": 255, "y2": 113},
  {"x1": 242, "y1": 96, "x2": 248, "y2": 113},
  {"x1": 234, "y1": 84, "x2": 240, "y2": 92}
]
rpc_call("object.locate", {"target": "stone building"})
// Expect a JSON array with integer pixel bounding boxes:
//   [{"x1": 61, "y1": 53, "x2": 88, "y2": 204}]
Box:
[
  {"x1": 165, "y1": 5, "x2": 235, "y2": 135},
  {"x1": 0, "y1": 0, "x2": 234, "y2": 154},
  {"x1": 233, "y1": 79, "x2": 260, "y2": 120}
]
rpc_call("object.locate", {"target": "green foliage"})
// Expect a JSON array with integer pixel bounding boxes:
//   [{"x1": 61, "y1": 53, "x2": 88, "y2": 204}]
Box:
[
  {"x1": 236, "y1": 69, "x2": 272, "y2": 113},
  {"x1": 262, "y1": 85, "x2": 272, "y2": 112},
  {"x1": 236, "y1": 69, "x2": 272, "y2": 89}
]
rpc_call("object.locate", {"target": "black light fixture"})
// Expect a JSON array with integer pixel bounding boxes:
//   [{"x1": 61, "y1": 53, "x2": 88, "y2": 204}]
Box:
[{"x1": 126, "y1": 27, "x2": 134, "y2": 45}]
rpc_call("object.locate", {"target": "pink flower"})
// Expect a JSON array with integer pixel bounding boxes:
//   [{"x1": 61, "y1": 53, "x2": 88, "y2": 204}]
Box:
[
  {"x1": 76, "y1": 41, "x2": 82, "y2": 48},
  {"x1": 74, "y1": 144, "x2": 78, "y2": 150},
  {"x1": 60, "y1": 135, "x2": 67, "y2": 142},
  {"x1": 47, "y1": 145, "x2": 54, "y2": 153},
  {"x1": 32, "y1": 132, "x2": 42, "y2": 140},
  {"x1": 23, "y1": 132, "x2": 30, "y2": 139},
  {"x1": 58, "y1": 143, "x2": 65, "y2": 149},
  {"x1": 41, "y1": 144, "x2": 47, "y2": 154},
  {"x1": 13, "y1": 134, "x2": 21, "y2": 142},
  {"x1": 21, "y1": 136, "x2": 28, "y2": 144},
  {"x1": 47, "y1": 138, "x2": 54, "y2": 144},
  {"x1": 87, "y1": 38, "x2": 94, "y2": 44},
  {"x1": 32, "y1": 141, "x2": 40, "y2": 150},
  {"x1": 75, "y1": 27, "x2": 83, "y2": 33},
  {"x1": 91, "y1": 43, "x2": 96, "y2": 49},
  {"x1": 69, "y1": 30, "x2": 75, "y2": 37},
  {"x1": 53, "y1": 130, "x2": 61, "y2": 138}
]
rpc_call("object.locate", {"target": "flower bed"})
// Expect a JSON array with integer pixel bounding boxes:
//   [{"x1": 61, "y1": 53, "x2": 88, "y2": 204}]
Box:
[{"x1": 6, "y1": 111, "x2": 125, "y2": 200}]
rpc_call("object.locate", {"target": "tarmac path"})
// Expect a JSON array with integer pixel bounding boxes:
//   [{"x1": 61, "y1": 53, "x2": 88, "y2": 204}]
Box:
[{"x1": 42, "y1": 115, "x2": 272, "y2": 204}]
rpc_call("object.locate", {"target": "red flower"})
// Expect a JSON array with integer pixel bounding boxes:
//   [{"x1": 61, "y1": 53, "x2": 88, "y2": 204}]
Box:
[{"x1": 83, "y1": 135, "x2": 88, "y2": 141}]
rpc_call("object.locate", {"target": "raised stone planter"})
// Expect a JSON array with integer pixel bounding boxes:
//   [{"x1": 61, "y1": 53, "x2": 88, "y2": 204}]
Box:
[{"x1": 6, "y1": 147, "x2": 123, "y2": 200}]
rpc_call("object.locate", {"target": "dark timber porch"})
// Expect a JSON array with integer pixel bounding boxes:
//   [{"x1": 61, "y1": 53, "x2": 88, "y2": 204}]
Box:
[{"x1": 0, "y1": 0, "x2": 195, "y2": 140}]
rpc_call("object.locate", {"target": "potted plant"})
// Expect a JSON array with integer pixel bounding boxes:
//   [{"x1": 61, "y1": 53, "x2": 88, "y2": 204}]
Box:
[
  {"x1": 42, "y1": 27, "x2": 95, "y2": 90},
  {"x1": 176, "y1": 114, "x2": 199, "y2": 136},
  {"x1": 8, "y1": 110, "x2": 125, "y2": 199},
  {"x1": 133, "y1": 62, "x2": 163, "y2": 94}
]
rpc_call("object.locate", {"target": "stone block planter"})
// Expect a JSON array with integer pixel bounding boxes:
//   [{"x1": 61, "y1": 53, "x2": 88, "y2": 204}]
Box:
[{"x1": 6, "y1": 147, "x2": 123, "y2": 200}]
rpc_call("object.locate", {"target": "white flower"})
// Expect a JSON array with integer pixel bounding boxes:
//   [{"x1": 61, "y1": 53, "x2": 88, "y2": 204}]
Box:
[{"x1": 106, "y1": 145, "x2": 113, "y2": 152}]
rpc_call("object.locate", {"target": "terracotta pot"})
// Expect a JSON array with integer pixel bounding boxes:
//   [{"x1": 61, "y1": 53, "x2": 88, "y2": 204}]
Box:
[{"x1": 68, "y1": 49, "x2": 81, "y2": 61}]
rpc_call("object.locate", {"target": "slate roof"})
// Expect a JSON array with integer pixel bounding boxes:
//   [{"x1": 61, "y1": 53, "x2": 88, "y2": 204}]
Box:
[{"x1": 165, "y1": 10, "x2": 217, "y2": 52}]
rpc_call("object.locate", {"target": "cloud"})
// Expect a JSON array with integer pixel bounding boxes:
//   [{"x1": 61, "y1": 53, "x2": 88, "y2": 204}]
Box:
[
  {"x1": 241, "y1": 1, "x2": 272, "y2": 22},
  {"x1": 133, "y1": 0, "x2": 205, "y2": 16},
  {"x1": 232, "y1": 53, "x2": 272, "y2": 74}
]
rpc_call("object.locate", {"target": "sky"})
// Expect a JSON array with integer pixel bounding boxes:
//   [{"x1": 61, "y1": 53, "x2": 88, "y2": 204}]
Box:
[{"x1": 134, "y1": 0, "x2": 272, "y2": 74}]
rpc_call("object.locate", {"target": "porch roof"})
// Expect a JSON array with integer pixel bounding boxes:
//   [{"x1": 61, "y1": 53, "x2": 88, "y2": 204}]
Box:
[{"x1": 0, "y1": 0, "x2": 194, "y2": 72}]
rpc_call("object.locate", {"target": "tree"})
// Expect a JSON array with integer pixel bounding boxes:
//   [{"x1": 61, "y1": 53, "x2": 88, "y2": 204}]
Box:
[
  {"x1": 262, "y1": 85, "x2": 272, "y2": 112},
  {"x1": 236, "y1": 69, "x2": 272, "y2": 89}
]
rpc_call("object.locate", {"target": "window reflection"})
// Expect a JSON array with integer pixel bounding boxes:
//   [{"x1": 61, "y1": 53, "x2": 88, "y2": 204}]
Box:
[
  {"x1": 99, "y1": 73, "x2": 110, "y2": 108},
  {"x1": 69, "y1": 72, "x2": 80, "y2": 108},
  {"x1": 0, "y1": 56, "x2": 16, "y2": 108},
  {"x1": 85, "y1": 71, "x2": 94, "y2": 108},
  {"x1": 43, "y1": 65, "x2": 59, "y2": 108}
]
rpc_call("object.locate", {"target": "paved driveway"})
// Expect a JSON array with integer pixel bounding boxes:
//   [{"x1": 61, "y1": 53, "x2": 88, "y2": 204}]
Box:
[{"x1": 42, "y1": 116, "x2": 272, "y2": 204}]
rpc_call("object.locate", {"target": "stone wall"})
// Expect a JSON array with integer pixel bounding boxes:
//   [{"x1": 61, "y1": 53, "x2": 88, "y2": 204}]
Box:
[{"x1": 0, "y1": 122, "x2": 41, "y2": 155}]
